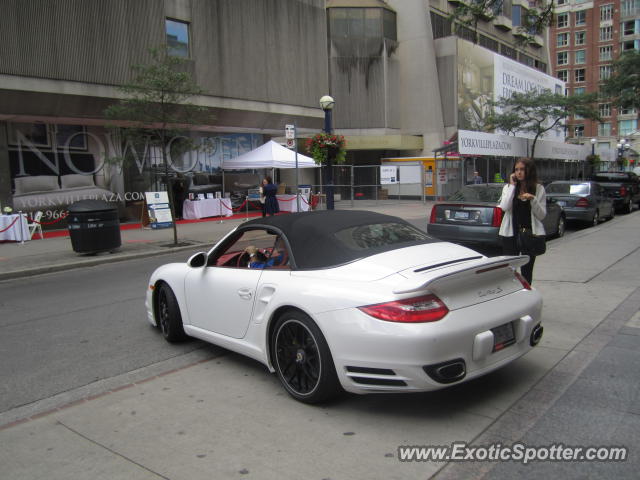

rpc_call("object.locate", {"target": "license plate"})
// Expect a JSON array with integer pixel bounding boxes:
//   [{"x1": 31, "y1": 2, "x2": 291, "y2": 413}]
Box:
[
  {"x1": 453, "y1": 210, "x2": 470, "y2": 220},
  {"x1": 492, "y1": 322, "x2": 515, "y2": 352}
]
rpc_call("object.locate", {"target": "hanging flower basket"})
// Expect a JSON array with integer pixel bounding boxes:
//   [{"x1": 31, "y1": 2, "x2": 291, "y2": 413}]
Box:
[{"x1": 305, "y1": 133, "x2": 347, "y2": 165}]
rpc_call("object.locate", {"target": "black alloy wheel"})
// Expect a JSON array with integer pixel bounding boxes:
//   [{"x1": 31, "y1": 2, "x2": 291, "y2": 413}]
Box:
[
  {"x1": 157, "y1": 283, "x2": 187, "y2": 342},
  {"x1": 272, "y1": 313, "x2": 341, "y2": 404},
  {"x1": 625, "y1": 197, "x2": 633, "y2": 214},
  {"x1": 591, "y1": 210, "x2": 599, "y2": 227}
]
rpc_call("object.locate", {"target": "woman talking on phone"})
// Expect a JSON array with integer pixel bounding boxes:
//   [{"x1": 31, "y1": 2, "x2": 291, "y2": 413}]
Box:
[{"x1": 498, "y1": 157, "x2": 547, "y2": 285}]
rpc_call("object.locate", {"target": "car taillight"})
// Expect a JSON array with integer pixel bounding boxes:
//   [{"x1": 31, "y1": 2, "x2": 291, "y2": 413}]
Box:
[
  {"x1": 429, "y1": 206, "x2": 437, "y2": 224},
  {"x1": 359, "y1": 294, "x2": 449, "y2": 323},
  {"x1": 575, "y1": 197, "x2": 589, "y2": 207},
  {"x1": 491, "y1": 206, "x2": 503, "y2": 227},
  {"x1": 514, "y1": 271, "x2": 532, "y2": 290},
  {"x1": 620, "y1": 186, "x2": 627, "y2": 197}
]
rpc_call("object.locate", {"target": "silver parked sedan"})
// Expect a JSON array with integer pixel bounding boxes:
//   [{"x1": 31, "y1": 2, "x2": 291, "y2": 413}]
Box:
[
  {"x1": 545, "y1": 181, "x2": 615, "y2": 227},
  {"x1": 427, "y1": 183, "x2": 565, "y2": 248}
]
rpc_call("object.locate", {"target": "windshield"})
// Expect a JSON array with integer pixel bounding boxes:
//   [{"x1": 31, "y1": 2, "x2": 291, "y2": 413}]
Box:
[
  {"x1": 546, "y1": 183, "x2": 590, "y2": 195},
  {"x1": 448, "y1": 185, "x2": 503, "y2": 202}
]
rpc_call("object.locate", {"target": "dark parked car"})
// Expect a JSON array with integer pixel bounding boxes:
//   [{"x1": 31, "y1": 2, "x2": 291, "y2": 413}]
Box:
[
  {"x1": 427, "y1": 183, "x2": 565, "y2": 248},
  {"x1": 589, "y1": 172, "x2": 640, "y2": 214},
  {"x1": 545, "y1": 180, "x2": 615, "y2": 226}
]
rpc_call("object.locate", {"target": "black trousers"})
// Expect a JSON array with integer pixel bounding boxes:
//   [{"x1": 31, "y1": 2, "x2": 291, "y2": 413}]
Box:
[{"x1": 501, "y1": 235, "x2": 536, "y2": 284}]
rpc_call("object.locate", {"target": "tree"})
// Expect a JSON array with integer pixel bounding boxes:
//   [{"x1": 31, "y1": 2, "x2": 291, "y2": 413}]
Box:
[
  {"x1": 486, "y1": 90, "x2": 600, "y2": 159},
  {"x1": 105, "y1": 47, "x2": 211, "y2": 246},
  {"x1": 450, "y1": 0, "x2": 555, "y2": 46},
  {"x1": 602, "y1": 50, "x2": 640, "y2": 120}
]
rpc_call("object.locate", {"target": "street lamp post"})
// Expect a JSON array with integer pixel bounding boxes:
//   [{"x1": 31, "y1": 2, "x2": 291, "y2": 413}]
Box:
[
  {"x1": 320, "y1": 95, "x2": 336, "y2": 210},
  {"x1": 617, "y1": 139, "x2": 629, "y2": 170}
]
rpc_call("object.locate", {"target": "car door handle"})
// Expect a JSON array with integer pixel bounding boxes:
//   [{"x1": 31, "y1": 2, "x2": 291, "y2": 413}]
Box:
[{"x1": 237, "y1": 288, "x2": 253, "y2": 300}]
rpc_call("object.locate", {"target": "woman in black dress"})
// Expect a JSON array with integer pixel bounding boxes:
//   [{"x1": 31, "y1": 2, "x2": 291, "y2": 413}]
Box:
[{"x1": 262, "y1": 176, "x2": 280, "y2": 216}]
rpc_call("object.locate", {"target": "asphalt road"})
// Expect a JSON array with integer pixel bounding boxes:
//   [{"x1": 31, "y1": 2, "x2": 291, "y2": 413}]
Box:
[{"x1": 0, "y1": 251, "x2": 215, "y2": 415}]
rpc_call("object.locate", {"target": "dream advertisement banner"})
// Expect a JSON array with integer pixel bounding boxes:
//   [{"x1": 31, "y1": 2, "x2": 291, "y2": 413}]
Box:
[{"x1": 457, "y1": 40, "x2": 566, "y2": 140}]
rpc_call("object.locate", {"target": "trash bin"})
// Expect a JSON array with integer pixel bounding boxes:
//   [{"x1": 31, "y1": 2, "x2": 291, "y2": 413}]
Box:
[{"x1": 67, "y1": 200, "x2": 121, "y2": 253}]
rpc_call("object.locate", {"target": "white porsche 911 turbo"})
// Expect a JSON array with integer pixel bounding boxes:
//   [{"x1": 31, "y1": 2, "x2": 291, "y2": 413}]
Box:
[{"x1": 146, "y1": 210, "x2": 543, "y2": 404}]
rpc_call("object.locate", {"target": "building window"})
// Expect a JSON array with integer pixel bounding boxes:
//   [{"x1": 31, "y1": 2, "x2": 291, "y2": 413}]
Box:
[
  {"x1": 599, "y1": 103, "x2": 611, "y2": 117},
  {"x1": 512, "y1": 5, "x2": 522, "y2": 27},
  {"x1": 575, "y1": 10, "x2": 586, "y2": 26},
  {"x1": 619, "y1": 119, "x2": 638, "y2": 136},
  {"x1": 622, "y1": 0, "x2": 640, "y2": 16},
  {"x1": 600, "y1": 4, "x2": 613, "y2": 22},
  {"x1": 620, "y1": 106, "x2": 638, "y2": 115},
  {"x1": 557, "y1": 51, "x2": 568, "y2": 65},
  {"x1": 479, "y1": 34, "x2": 499, "y2": 53},
  {"x1": 501, "y1": 44, "x2": 517, "y2": 60},
  {"x1": 599, "y1": 65, "x2": 612, "y2": 80},
  {"x1": 622, "y1": 40, "x2": 640, "y2": 51},
  {"x1": 557, "y1": 13, "x2": 569, "y2": 28},
  {"x1": 575, "y1": 87, "x2": 586, "y2": 95},
  {"x1": 557, "y1": 70, "x2": 568, "y2": 82},
  {"x1": 599, "y1": 46, "x2": 613, "y2": 61},
  {"x1": 574, "y1": 125, "x2": 585, "y2": 137},
  {"x1": 557, "y1": 32, "x2": 569, "y2": 47},
  {"x1": 575, "y1": 31, "x2": 586, "y2": 46},
  {"x1": 623, "y1": 21, "x2": 637, "y2": 36},
  {"x1": 575, "y1": 69, "x2": 586, "y2": 82},
  {"x1": 430, "y1": 12, "x2": 451, "y2": 39},
  {"x1": 598, "y1": 122, "x2": 611, "y2": 136},
  {"x1": 574, "y1": 50, "x2": 586, "y2": 64},
  {"x1": 165, "y1": 19, "x2": 190, "y2": 58},
  {"x1": 599, "y1": 26, "x2": 612, "y2": 41},
  {"x1": 520, "y1": 52, "x2": 534, "y2": 67}
]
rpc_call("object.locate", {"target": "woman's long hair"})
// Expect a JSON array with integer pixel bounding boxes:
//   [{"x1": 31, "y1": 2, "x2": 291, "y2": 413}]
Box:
[{"x1": 512, "y1": 157, "x2": 538, "y2": 194}]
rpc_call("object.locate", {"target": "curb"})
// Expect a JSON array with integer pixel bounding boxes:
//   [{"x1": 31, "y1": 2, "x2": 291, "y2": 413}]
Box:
[{"x1": 0, "y1": 242, "x2": 208, "y2": 281}]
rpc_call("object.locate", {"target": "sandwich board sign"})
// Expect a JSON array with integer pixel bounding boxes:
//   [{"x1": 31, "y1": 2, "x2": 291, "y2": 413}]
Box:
[{"x1": 144, "y1": 191, "x2": 173, "y2": 229}]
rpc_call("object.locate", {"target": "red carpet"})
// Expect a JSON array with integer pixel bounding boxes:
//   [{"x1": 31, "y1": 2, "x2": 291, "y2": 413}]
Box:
[{"x1": 39, "y1": 211, "x2": 263, "y2": 240}]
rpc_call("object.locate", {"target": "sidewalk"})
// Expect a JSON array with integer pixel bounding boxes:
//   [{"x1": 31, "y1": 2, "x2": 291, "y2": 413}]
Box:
[
  {"x1": 1, "y1": 202, "x2": 639, "y2": 479},
  {"x1": 0, "y1": 200, "x2": 432, "y2": 281}
]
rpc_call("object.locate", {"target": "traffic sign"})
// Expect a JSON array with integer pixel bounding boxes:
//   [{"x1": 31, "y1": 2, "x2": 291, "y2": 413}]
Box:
[
  {"x1": 286, "y1": 139, "x2": 295, "y2": 149},
  {"x1": 285, "y1": 124, "x2": 295, "y2": 140}
]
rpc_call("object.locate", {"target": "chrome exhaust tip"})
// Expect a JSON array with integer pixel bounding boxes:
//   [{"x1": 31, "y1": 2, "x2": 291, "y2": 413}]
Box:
[
  {"x1": 530, "y1": 324, "x2": 544, "y2": 347},
  {"x1": 423, "y1": 359, "x2": 466, "y2": 384}
]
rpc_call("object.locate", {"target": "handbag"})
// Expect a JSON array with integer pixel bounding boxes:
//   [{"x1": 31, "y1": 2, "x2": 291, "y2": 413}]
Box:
[{"x1": 517, "y1": 228, "x2": 546, "y2": 256}]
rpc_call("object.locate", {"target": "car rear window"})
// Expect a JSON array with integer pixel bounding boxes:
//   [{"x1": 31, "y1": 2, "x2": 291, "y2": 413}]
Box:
[
  {"x1": 547, "y1": 183, "x2": 590, "y2": 195},
  {"x1": 334, "y1": 222, "x2": 430, "y2": 250},
  {"x1": 592, "y1": 174, "x2": 625, "y2": 181},
  {"x1": 448, "y1": 185, "x2": 502, "y2": 202}
]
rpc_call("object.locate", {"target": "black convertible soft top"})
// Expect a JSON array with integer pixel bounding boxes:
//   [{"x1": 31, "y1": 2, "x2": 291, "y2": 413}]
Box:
[{"x1": 241, "y1": 210, "x2": 435, "y2": 269}]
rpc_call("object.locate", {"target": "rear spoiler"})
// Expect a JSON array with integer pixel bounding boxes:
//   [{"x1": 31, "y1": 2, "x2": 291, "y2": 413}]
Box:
[{"x1": 393, "y1": 255, "x2": 529, "y2": 294}]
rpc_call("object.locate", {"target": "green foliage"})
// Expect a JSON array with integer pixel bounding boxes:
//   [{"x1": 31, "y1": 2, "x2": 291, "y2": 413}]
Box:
[
  {"x1": 487, "y1": 90, "x2": 600, "y2": 159},
  {"x1": 104, "y1": 46, "x2": 213, "y2": 245},
  {"x1": 450, "y1": 0, "x2": 554, "y2": 46},
  {"x1": 602, "y1": 50, "x2": 640, "y2": 112},
  {"x1": 305, "y1": 133, "x2": 347, "y2": 165},
  {"x1": 105, "y1": 47, "x2": 211, "y2": 144}
]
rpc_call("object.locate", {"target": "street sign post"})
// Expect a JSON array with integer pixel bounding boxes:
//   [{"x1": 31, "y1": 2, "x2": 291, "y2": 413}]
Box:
[{"x1": 285, "y1": 124, "x2": 301, "y2": 211}]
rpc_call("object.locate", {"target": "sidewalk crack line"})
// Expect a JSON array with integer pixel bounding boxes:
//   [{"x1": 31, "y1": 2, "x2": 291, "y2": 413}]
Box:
[{"x1": 56, "y1": 420, "x2": 171, "y2": 480}]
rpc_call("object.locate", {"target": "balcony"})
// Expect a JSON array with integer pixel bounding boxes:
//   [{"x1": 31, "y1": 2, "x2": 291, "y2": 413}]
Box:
[
  {"x1": 528, "y1": 34, "x2": 544, "y2": 48},
  {"x1": 494, "y1": 15, "x2": 512, "y2": 31}
]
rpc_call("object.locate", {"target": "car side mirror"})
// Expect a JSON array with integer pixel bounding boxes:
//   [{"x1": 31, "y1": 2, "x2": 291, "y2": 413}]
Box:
[{"x1": 187, "y1": 252, "x2": 207, "y2": 268}]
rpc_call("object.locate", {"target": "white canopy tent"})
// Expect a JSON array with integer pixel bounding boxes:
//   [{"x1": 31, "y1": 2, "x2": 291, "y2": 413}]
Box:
[
  {"x1": 220, "y1": 140, "x2": 320, "y2": 212},
  {"x1": 221, "y1": 140, "x2": 318, "y2": 170}
]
